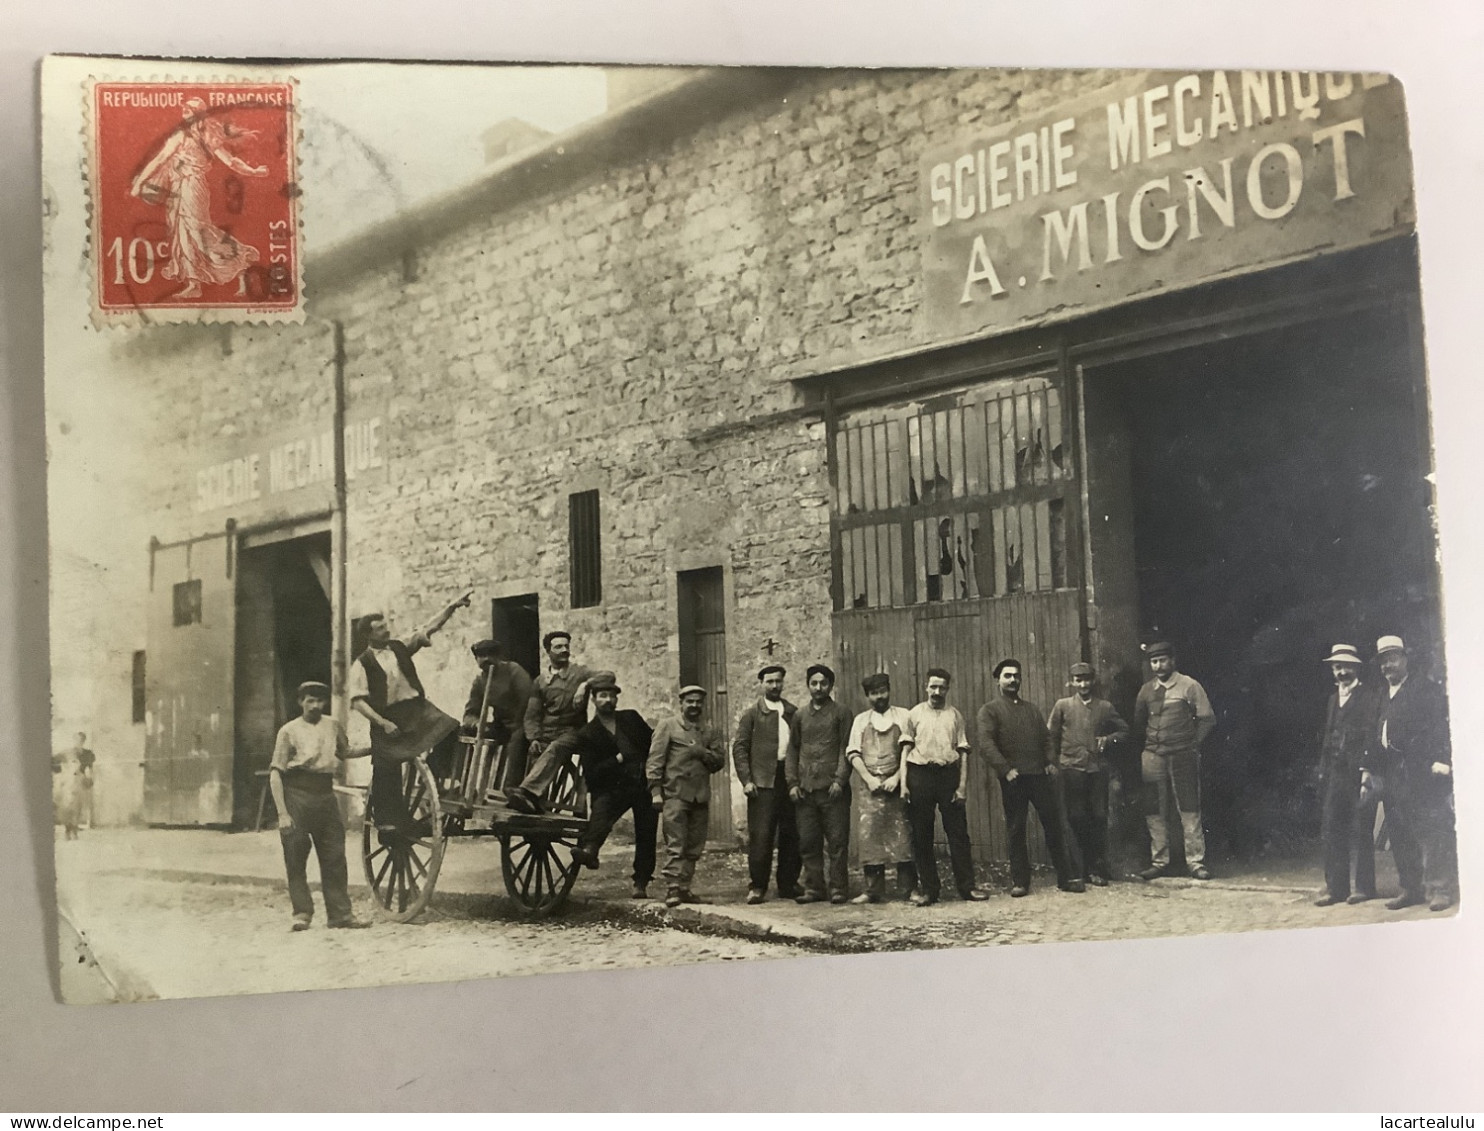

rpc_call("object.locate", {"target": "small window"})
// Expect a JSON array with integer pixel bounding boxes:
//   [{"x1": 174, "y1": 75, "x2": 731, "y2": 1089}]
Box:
[
  {"x1": 131, "y1": 651, "x2": 147, "y2": 723},
  {"x1": 569, "y1": 490, "x2": 602, "y2": 609},
  {"x1": 173, "y1": 579, "x2": 203, "y2": 626}
]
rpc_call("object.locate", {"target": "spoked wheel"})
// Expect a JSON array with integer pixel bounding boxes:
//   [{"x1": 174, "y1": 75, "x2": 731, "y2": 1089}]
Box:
[
  {"x1": 499, "y1": 831, "x2": 581, "y2": 918},
  {"x1": 362, "y1": 757, "x2": 446, "y2": 922},
  {"x1": 542, "y1": 756, "x2": 589, "y2": 819}
]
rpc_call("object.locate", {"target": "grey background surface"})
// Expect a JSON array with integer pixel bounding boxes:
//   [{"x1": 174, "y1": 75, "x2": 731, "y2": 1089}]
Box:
[{"x1": 3, "y1": 0, "x2": 1482, "y2": 1112}]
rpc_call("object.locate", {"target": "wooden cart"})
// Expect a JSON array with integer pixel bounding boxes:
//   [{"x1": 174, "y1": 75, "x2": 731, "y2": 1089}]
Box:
[{"x1": 360, "y1": 727, "x2": 590, "y2": 922}]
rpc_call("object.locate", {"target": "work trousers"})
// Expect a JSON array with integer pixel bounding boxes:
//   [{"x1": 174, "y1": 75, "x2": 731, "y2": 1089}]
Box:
[
  {"x1": 1001, "y1": 771, "x2": 1076, "y2": 889},
  {"x1": 1320, "y1": 766, "x2": 1378, "y2": 900},
  {"x1": 660, "y1": 797, "x2": 709, "y2": 891},
  {"x1": 518, "y1": 731, "x2": 577, "y2": 798},
  {"x1": 905, "y1": 761, "x2": 976, "y2": 900},
  {"x1": 862, "y1": 862, "x2": 919, "y2": 900},
  {"x1": 1141, "y1": 748, "x2": 1206, "y2": 871},
  {"x1": 579, "y1": 782, "x2": 659, "y2": 886},
  {"x1": 745, "y1": 760, "x2": 802, "y2": 894},
  {"x1": 1387, "y1": 775, "x2": 1456, "y2": 903},
  {"x1": 279, "y1": 773, "x2": 353, "y2": 923},
  {"x1": 1060, "y1": 766, "x2": 1111, "y2": 882},
  {"x1": 795, "y1": 787, "x2": 851, "y2": 898}
]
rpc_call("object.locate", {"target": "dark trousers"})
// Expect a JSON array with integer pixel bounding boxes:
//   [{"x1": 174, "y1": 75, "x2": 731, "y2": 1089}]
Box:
[
  {"x1": 745, "y1": 760, "x2": 802, "y2": 893},
  {"x1": 795, "y1": 787, "x2": 851, "y2": 898},
  {"x1": 1001, "y1": 771, "x2": 1075, "y2": 889},
  {"x1": 1061, "y1": 767, "x2": 1111, "y2": 881},
  {"x1": 369, "y1": 705, "x2": 460, "y2": 833},
  {"x1": 1320, "y1": 766, "x2": 1377, "y2": 900},
  {"x1": 906, "y1": 761, "x2": 976, "y2": 899},
  {"x1": 279, "y1": 773, "x2": 353, "y2": 923},
  {"x1": 579, "y1": 782, "x2": 659, "y2": 886},
  {"x1": 1388, "y1": 774, "x2": 1456, "y2": 902},
  {"x1": 661, "y1": 798, "x2": 709, "y2": 890},
  {"x1": 863, "y1": 862, "x2": 919, "y2": 899}
]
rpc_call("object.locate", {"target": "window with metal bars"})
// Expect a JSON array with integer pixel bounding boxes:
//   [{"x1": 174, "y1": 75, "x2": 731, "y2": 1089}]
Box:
[
  {"x1": 568, "y1": 489, "x2": 602, "y2": 608},
  {"x1": 132, "y1": 650, "x2": 147, "y2": 723},
  {"x1": 833, "y1": 373, "x2": 1071, "y2": 610}
]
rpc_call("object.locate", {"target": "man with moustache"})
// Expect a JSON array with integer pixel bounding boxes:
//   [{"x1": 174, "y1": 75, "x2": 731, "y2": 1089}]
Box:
[
  {"x1": 732, "y1": 664, "x2": 803, "y2": 905},
  {"x1": 1313, "y1": 644, "x2": 1382, "y2": 908},
  {"x1": 1368, "y1": 636, "x2": 1455, "y2": 912},
  {"x1": 979, "y1": 659, "x2": 1082, "y2": 897},
  {"x1": 648, "y1": 685, "x2": 728, "y2": 908},
  {"x1": 1133, "y1": 640, "x2": 1216, "y2": 881},
  {"x1": 505, "y1": 630, "x2": 593, "y2": 815},
  {"x1": 562, "y1": 671, "x2": 658, "y2": 900},
  {"x1": 845, "y1": 672, "x2": 917, "y2": 904},
  {"x1": 1048, "y1": 662, "x2": 1129, "y2": 887},
  {"x1": 900, "y1": 668, "x2": 985, "y2": 906},
  {"x1": 786, "y1": 664, "x2": 854, "y2": 905}
]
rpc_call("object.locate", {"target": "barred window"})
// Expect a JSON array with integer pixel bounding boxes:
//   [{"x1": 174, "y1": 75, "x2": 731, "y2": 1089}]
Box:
[
  {"x1": 569, "y1": 490, "x2": 602, "y2": 609},
  {"x1": 833, "y1": 374, "x2": 1071, "y2": 610},
  {"x1": 132, "y1": 650, "x2": 147, "y2": 723}
]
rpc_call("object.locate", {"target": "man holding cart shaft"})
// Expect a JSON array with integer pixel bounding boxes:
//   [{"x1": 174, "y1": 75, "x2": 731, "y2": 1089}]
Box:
[
  {"x1": 270, "y1": 681, "x2": 371, "y2": 931},
  {"x1": 505, "y1": 631, "x2": 593, "y2": 814},
  {"x1": 349, "y1": 591, "x2": 471, "y2": 837},
  {"x1": 462, "y1": 638, "x2": 534, "y2": 789}
]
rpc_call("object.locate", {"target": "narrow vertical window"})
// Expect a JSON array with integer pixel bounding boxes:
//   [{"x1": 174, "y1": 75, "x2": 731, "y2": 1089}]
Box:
[
  {"x1": 569, "y1": 489, "x2": 602, "y2": 608},
  {"x1": 172, "y1": 579, "x2": 202, "y2": 626},
  {"x1": 131, "y1": 650, "x2": 147, "y2": 723}
]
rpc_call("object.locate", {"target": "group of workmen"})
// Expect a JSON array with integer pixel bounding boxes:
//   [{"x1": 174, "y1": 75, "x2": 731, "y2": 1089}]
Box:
[{"x1": 264, "y1": 589, "x2": 1458, "y2": 930}]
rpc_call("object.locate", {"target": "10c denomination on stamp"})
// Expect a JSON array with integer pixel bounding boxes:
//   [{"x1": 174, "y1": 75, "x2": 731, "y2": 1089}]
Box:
[{"x1": 88, "y1": 79, "x2": 302, "y2": 325}]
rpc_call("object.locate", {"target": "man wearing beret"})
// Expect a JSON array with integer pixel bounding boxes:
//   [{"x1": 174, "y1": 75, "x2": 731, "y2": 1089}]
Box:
[
  {"x1": 648, "y1": 685, "x2": 728, "y2": 908},
  {"x1": 564, "y1": 672, "x2": 659, "y2": 900},
  {"x1": 1368, "y1": 635, "x2": 1456, "y2": 912},
  {"x1": 1133, "y1": 641, "x2": 1216, "y2": 881},
  {"x1": 786, "y1": 663, "x2": 854, "y2": 904},
  {"x1": 1048, "y1": 662, "x2": 1129, "y2": 887},
  {"x1": 1313, "y1": 644, "x2": 1382, "y2": 907},
  {"x1": 461, "y1": 638, "x2": 535, "y2": 790},
  {"x1": 269, "y1": 681, "x2": 371, "y2": 931},
  {"x1": 732, "y1": 664, "x2": 803, "y2": 904}
]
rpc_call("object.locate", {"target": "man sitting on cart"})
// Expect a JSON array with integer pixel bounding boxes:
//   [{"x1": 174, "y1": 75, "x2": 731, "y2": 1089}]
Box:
[
  {"x1": 349, "y1": 591, "x2": 471, "y2": 837},
  {"x1": 505, "y1": 630, "x2": 592, "y2": 814},
  {"x1": 462, "y1": 638, "x2": 535, "y2": 790}
]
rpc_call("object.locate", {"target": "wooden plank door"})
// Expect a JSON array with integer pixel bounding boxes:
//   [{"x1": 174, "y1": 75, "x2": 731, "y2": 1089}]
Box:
[{"x1": 677, "y1": 567, "x2": 732, "y2": 841}]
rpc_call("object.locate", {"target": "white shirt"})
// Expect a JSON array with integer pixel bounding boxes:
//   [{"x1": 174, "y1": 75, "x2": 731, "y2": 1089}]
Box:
[
  {"x1": 763, "y1": 697, "x2": 790, "y2": 762},
  {"x1": 348, "y1": 635, "x2": 428, "y2": 707},
  {"x1": 1382, "y1": 675, "x2": 1407, "y2": 748}
]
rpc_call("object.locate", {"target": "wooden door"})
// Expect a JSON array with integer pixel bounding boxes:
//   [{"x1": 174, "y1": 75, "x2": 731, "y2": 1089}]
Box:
[{"x1": 677, "y1": 567, "x2": 732, "y2": 841}]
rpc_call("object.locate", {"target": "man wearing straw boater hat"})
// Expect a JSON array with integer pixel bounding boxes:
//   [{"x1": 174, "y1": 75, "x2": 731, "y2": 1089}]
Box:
[
  {"x1": 1368, "y1": 635, "x2": 1456, "y2": 912},
  {"x1": 1133, "y1": 640, "x2": 1216, "y2": 881},
  {"x1": 1313, "y1": 643, "x2": 1382, "y2": 907}
]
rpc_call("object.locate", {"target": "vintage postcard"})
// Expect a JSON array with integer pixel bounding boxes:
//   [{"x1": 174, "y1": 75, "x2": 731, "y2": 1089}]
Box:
[{"x1": 42, "y1": 56, "x2": 1455, "y2": 1003}]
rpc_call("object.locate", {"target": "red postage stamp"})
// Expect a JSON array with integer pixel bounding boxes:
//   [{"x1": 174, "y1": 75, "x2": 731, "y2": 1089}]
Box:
[{"x1": 87, "y1": 79, "x2": 301, "y2": 324}]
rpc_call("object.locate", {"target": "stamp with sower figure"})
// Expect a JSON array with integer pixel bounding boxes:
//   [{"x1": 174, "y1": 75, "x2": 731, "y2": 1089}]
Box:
[{"x1": 88, "y1": 78, "x2": 302, "y2": 324}]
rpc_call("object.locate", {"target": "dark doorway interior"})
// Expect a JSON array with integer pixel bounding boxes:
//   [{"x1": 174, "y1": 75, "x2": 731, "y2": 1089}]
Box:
[
  {"x1": 677, "y1": 566, "x2": 733, "y2": 840},
  {"x1": 492, "y1": 593, "x2": 541, "y2": 679},
  {"x1": 1093, "y1": 308, "x2": 1440, "y2": 858},
  {"x1": 235, "y1": 531, "x2": 333, "y2": 828}
]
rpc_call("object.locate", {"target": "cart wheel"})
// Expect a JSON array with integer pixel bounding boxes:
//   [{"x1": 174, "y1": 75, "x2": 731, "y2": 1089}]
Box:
[
  {"x1": 499, "y1": 831, "x2": 580, "y2": 918},
  {"x1": 542, "y1": 756, "x2": 589, "y2": 819},
  {"x1": 362, "y1": 758, "x2": 446, "y2": 923}
]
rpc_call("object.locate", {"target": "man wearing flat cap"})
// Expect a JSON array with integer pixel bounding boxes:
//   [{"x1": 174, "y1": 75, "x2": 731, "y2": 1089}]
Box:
[
  {"x1": 461, "y1": 639, "x2": 535, "y2": 790},
  {"x1": 732, "y1": 664, "x2": 803, "y2": 904},
  {"x1": 648, "y1": 685, "x2": 728, "y2": 907},
  {"x1": 1313, "y1": 644, "x2": 1382, "y2": 907},
  {"x1": 269, "y1": 681, "x2": 371, "y2": 931},
  {"x1": 1133, "y1": 640, "x2": 1216, "y2": 881},
  {"x1": 1368, "y1": 635, "x2": 1456, "y2": 912},
  {"x1": 507, "y1": 630, "x2": 593, "y2": 814},
  {"x1": 1048, "y1": 662, "x2": 1129, "y2": 887},
  {"x1": 563, "y1": 672, "x2": 659, "y2": 899},
  {"x1": 786, "y1": 663, "x2": 854, "y2": 904}
]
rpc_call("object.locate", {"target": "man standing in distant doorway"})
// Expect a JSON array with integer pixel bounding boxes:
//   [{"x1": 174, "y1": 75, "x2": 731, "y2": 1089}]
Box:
[
  {"x1": 506, "y1": 631, "x2": 593, "y2": 814},
  {"x1": 1313, "y1": 644, "x2": 1381, "y2": 907},
  {"x1": 349, "y1": 592, "x2": 471, "y2": 836},
  {"x1": 1369, "y1": 636, "x2": 1455, "y2": 912},
  {"x1": 1133, "y1": 640, "x2": 1216, "y2": 881},
  {"x1": 979, "y1": 659, "x2": 1082, "y2": 897},
  {"x1": 900, "y1": 669, "x2": 985, "y2": 906},
  {"x1": 648, "y1": 685, "x2": 728, "y2": 908},
  {"x1": 1048, "y1": 663, "x2": 1128, "y2": 887},
  {"x1": 846, "y1": 673, "x2": 917, "y2": 904},
  {"x1": 70, "y1": 732, "x2": 96, "y2": 830},
  {"x1": 733, "y1": 664, "x2": 803, "y2": 904},
  {"x1": 786, "y1": 664, "x2": 854, "y2": 904},
  {"x1": 461, "y1": 638, "x2": 534, "y2": 790}
]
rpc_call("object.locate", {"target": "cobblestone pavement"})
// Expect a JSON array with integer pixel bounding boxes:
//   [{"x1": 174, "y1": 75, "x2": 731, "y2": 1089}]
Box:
[{"x1": 53, "y1": 827, "x2": 1453, "y2": 1001}]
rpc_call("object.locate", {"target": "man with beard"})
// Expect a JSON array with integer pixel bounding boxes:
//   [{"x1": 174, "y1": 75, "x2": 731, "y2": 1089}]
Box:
[
  {"x1": 845, "y1": 673, "x2": 917, "y2": 904},
  {"x1": 1313, "y1": 644, "x2": 1382, "y2": 907},
  {"x1": 732, "y1": 664, "x2": 803, "y2": 904},
  {"x1": 563, "y1": 672, "x2": 658, "y2": 900},
  {"x1": 786, "y1": 664, "x2": 855, "y2": 904}
]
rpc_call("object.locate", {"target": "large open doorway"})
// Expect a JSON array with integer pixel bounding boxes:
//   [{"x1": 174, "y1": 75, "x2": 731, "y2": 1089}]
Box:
[
  {"x1": 1083, "y1": 306, "x2": 1440, "y2": 861},
  {"x1": 234, "y1": 528, "x2": 333, "y2": 828}
]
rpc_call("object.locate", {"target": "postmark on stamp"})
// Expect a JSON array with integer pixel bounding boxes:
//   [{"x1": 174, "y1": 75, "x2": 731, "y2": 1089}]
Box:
[{"x1": 87, "y1": 78, "x2": 302, "y2": 325}]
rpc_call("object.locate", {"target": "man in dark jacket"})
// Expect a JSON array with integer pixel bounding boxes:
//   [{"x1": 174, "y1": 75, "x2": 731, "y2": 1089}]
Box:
[
  {"x1": 559, "y1": 671, "x2": 659, "y2": 900},
  {"x1": 1368, "y1": 635, "x2": 1455, "y2": 912},
  {"x1": 978, "y1": 658, "x2": 1081, "y2": 897},
  {"x1": 461, "y1": 638, "x2": 534, "y2": 789},
  {"x1": 1048, "y1": 662, "x2": 1129, "y2": 887},
  {"x1": 1313, "y1": 643, "x2": 1382, "y2": 907},
  {"x1": 732, "y1": 664, "x2": 803, "y2": 904},
  {"x1": 786, "y1": 663, "x2": 854, "y2": 904}
]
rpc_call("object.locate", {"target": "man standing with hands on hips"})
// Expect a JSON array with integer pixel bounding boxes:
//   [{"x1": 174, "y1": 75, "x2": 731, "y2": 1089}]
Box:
[{"x1": 648, "y1": 685, "x2": 728, "y2": 909}]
